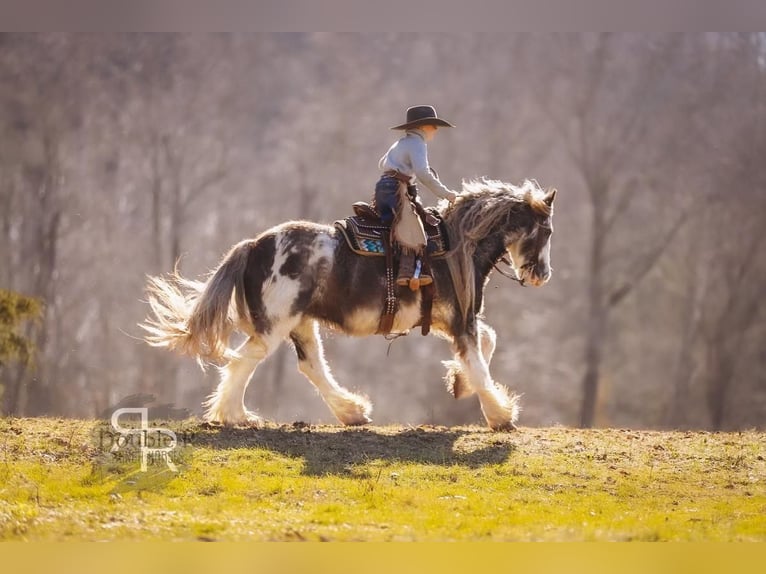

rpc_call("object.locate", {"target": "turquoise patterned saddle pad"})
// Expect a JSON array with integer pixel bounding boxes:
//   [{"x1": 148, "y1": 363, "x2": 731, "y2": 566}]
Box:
[{"x1": 334, "y1": 211, "x2": 449, "y2": 257}]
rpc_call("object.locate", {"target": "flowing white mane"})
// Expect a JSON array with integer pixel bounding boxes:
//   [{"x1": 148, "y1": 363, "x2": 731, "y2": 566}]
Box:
[
  {"x1": 459, "y1": 178, "x2": 552, "y2": 214},
  {"x1": 442, "y1": 179, "x2": 550, "y2": 323}
]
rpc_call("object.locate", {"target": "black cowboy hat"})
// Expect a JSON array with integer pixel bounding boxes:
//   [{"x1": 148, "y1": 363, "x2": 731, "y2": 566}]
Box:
[{"x1": 390, "y1": 105, "x2": 455, "y2": 130}]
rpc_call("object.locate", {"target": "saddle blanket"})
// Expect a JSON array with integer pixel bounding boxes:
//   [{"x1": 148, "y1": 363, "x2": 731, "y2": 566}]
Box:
[{"x1": 335, "y1": 211, "x2": 450, "y2": 257}]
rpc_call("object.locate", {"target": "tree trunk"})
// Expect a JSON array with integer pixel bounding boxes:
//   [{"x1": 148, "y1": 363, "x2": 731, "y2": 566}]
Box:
[
  {"x1": 579, "y1": 195, "x2": 607, "y2": 428},
  {"x1": 666, "y1": 262, "x2": 705, "y2": 428},
  {"x1": 0, "y1": 175, "x2": 13, "y2": 287},
  {"x1": 580, "y1": 308, "x2": 607, "y2": 428},
  {"x1": 706, "y1": 346, "x2": 735, "y2": 431},
  {"x1": 150, "y1": 135, "x2": 164, "y2": 272},
  {"x1": 26, "y1": 129, "x2": 62, "y2": 416}
]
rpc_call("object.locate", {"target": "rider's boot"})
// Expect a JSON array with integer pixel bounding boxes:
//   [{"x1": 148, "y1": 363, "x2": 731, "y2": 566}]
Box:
[
  {"x1": 397, "y1": 252, "x2": 416, "y2": 289},
  {"x1": 397, "y1": 254, "x2": 433, "y2": 291}
]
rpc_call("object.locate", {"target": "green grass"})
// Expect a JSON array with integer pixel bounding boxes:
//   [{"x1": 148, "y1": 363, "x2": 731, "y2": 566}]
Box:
[{"x1": 1, "y1": 417, "x2": 764, "y2": 541}]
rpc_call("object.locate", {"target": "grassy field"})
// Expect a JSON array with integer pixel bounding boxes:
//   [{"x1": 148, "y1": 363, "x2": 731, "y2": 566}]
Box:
[{"x1": 1, "y1": 417, "x2": 764, "y2": 541}]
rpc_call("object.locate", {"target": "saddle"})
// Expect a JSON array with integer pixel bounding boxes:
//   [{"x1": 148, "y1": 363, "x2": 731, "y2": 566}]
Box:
[
  {"x1": 334, "y1": 203, "x2": 450, "y2": 336},
  {"x1": 335, "y1": 203, "x2": 450, "y2": 258}
]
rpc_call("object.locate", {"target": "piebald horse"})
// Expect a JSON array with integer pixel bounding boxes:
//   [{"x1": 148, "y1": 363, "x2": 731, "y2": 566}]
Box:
[{"x1": 142, "y1": 179, "x2": 555, "y2": 430}]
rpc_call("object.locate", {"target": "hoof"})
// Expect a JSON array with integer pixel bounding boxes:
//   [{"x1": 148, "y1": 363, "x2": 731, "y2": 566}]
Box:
[
  {"x1": 234, "y1": 421, "x2": 262, "y2": 429},
  {"x1": 481, "y1": 385, "x2": 520, "y2": 431},
  {"x1": 204, "y1": 409, "x2": 262, "y2": 428},
  {"x1": 239, "y1": 411, "x2": 263, "y2": 428},
  {"x1": 342, "y1": 414, "x2": 372, "y2": 426},
  {"x1": 489, "y1": 420, "x2": 518, "y2": 432},
  {"x1": 331, "y1": 393, "x2": 373, "y2": 426},
  {"x1": 198, "y1": 421, "x2": 222, "y2": 430}
]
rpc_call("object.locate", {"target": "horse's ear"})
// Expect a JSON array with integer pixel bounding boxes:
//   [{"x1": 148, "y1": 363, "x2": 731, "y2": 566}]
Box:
[{"x1": 544, "y1": 188, "x2": 557, "y2": 207}]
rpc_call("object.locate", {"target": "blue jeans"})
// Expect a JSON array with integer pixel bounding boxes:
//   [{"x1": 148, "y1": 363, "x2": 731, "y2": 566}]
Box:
[{"x1": 374, "y1": 176, "x2": 400, "y2": 225}]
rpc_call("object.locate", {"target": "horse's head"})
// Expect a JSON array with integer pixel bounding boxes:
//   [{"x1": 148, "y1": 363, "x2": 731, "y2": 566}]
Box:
[
  {"x1": 505, "y1": 185, "x2": 556, "y2": 287},
  {"x1": 445, "y1": 179, "x2": 557, "y2": 317}
]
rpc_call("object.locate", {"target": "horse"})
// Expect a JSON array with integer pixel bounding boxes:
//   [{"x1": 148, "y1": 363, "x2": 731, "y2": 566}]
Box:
[{"x1": 141, "y1": 179, "x2": 555, "y2": 430}]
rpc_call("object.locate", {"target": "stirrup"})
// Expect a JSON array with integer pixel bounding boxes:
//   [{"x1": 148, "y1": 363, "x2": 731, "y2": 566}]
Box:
[{"x1": 397, "y1": 274, "x2": 433, "y2": 291}]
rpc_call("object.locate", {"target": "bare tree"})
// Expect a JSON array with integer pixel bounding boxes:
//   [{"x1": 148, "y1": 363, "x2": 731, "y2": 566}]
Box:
[
  {"x1": 1, "y1": 33, "x2": 764, "y2": 428},
  {"x1": 530, "y1": 34, "x2": 704, "y2": 427},
  {"x1": 0, "y1": 35, "x2": 86, "y2": 414}
]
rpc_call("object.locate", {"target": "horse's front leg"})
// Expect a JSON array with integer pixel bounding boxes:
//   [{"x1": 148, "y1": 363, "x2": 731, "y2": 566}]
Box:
[
  {"x1": 454, "y1": 328, "x2": 519, "y2": 431},
  {"x1": 203, "y1": 336, "x2": 268, "y2": 426}
]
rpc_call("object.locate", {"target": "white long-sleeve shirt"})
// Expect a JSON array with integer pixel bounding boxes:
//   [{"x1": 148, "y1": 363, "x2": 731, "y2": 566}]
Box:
[{"x1": 378, "y1": 128, "x2": 453, "y2": 200}]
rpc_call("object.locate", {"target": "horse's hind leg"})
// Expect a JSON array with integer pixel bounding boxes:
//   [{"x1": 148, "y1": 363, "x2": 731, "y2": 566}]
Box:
[
  {"x1": 203, "y1": 332, "x2": 287, "y2": 426},
  {"x1": 290, "y1": 319, "x2": 372, "y2": 426}
]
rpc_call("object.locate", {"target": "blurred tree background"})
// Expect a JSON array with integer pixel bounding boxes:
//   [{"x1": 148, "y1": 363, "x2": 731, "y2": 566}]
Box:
[{"x1": 1, "y1": 33, "x2": 764, "y2": 429}]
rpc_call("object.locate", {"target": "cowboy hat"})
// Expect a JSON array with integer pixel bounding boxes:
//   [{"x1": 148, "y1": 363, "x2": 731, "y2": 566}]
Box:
[{"x1": 390, "y1": 105, "x2": 455, "y2": 130}]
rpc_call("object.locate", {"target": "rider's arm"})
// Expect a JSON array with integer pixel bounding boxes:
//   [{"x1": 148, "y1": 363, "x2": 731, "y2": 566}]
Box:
[{"x1": 408, "y1": 137, "x2": 453, "y2": 200}]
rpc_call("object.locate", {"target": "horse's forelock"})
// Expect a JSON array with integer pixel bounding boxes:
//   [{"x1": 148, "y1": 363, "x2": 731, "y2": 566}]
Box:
[{"x1": 517, "y1": 180, "x2": 552, "y2": 217}]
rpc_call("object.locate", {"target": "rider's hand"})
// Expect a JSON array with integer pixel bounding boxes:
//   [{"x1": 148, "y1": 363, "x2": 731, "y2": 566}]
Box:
[{"x1": 446, "y1": 191, "x2": 459, "y2": 204}]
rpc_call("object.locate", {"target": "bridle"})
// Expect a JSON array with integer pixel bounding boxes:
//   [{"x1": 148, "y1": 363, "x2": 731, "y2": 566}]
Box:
[
  {"x1": 493, "y1": 255, "x2": 532, "y2": 287},
  {"x1": 492, "y1": 219, "x2": 550, "y2": 287}
]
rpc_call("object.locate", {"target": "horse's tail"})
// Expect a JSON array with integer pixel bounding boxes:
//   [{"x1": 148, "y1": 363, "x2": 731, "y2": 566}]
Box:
[{"x1": 141, "y1": 239, "x2": 253, "y2": 365}]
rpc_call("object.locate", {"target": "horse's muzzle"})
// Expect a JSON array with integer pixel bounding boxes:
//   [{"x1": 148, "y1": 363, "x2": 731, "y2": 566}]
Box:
[{"x1": 524, "y1": 266, "x2": 551, "y2": 287}]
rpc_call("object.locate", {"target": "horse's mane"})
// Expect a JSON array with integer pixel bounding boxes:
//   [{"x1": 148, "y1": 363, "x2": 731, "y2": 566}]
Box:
[{"x1": 441, "y1": 178, "x2": 550, "y2": 324}]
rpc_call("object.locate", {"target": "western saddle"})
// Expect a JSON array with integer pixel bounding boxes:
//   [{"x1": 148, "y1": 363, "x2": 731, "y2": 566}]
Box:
[{"x1": 334, "y1": 202, "x2": 449, "y2": 336}]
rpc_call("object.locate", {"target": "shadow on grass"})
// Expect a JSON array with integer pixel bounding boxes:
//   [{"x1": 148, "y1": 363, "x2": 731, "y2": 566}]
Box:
[{"x1": 189, "y1": 424, "x2": 517, "y2": 476}]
